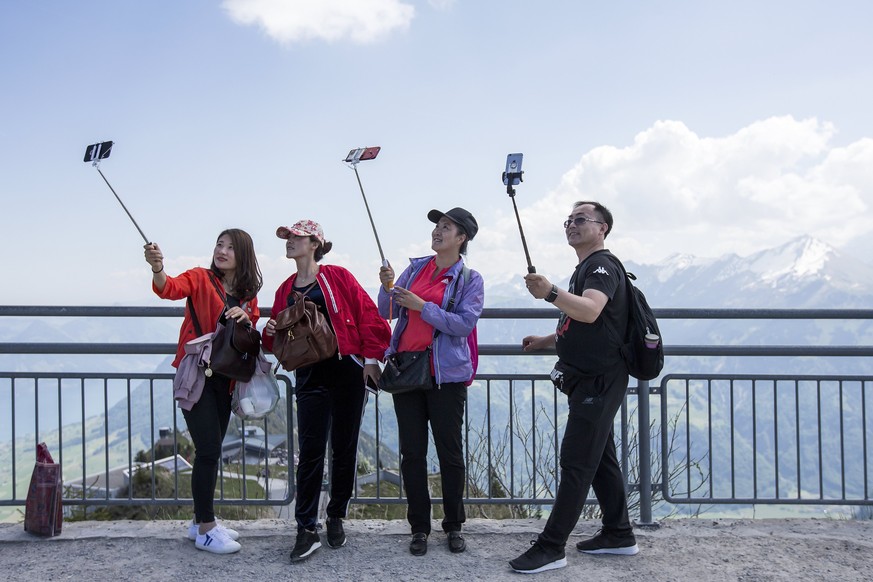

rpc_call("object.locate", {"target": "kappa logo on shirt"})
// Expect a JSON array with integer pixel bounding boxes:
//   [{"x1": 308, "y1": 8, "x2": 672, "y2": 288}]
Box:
[
  {"x1": 441, "y1": 278, "x2": 451, "y2": 285},
  {"x1": 592, "y1": 266, "x2": 610, "y2": 276}
]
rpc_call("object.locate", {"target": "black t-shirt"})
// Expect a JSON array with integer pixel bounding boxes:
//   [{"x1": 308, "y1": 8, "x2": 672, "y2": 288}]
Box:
[{"x1": 555, "y1": 250, "x2": 628, "y2": 376}]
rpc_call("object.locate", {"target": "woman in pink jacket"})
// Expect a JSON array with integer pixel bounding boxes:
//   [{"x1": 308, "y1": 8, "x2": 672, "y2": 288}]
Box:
[{"x1": 263, "y1": 219, "x2": 390, "y2": 563}]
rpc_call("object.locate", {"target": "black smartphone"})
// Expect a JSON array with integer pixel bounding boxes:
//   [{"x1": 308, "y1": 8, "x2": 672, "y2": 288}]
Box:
[
  {"x1": 83, "y1": 141, "x2": 113, "y2": 163},
  {"x1": 503, "y1": 153, "x2": 523, "y2": 185}
]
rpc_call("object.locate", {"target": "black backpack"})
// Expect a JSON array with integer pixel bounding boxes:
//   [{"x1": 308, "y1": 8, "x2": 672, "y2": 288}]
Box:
[{"x1": 604, "y1": 257, "x2": 664, "y2": 381}]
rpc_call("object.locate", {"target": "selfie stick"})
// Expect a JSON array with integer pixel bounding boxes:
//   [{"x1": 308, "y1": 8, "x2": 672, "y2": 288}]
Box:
[
  {"x1": 83, "y1": 141, "x2": 151, "y2": 244},
  {"x1": 503, "y1": 166, "x2": 536, "y2": 274},
  {"x1": 354, "y1": 166, "x2": 386, "y2": 262},
  {"x1": 343, "y1": 146, "x2": 388, "y2": 267}
]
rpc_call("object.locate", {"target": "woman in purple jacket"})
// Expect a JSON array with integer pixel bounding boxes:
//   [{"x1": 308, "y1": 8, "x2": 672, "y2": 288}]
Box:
[{"x1": 378, "y1": 207, "x2": 484, "y2": 557}]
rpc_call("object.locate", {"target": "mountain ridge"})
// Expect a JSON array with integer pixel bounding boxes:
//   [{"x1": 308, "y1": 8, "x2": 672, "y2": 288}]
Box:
[
  {"x1": 631, "y1": 235, "x2": 873, "y2": 308},
  {"x1": 484, "y1": 235, "x2": 873, "y2": 310}
]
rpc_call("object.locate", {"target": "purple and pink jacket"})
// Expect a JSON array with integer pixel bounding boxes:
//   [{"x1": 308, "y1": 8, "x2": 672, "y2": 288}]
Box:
[{"x1": 378, "y1": 256, "x2": 484, "y2": 386}]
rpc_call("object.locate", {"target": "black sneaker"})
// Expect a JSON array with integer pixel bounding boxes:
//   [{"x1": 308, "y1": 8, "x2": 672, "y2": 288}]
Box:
[
  {"x1": 575, "y1": 530, "x2": 639, "y2": 555},
  {"x1": 290, "y1": 529, "x2": 321, "y2": 562},
  {"x1": 326, "y1": 517, "x2": 346, "y2": 548},
  {"x1": 447, "y1": 531, "x2": 466, "y2": 553},
  {"x1": 509, "y1": 540, "x2": 567, "y2": 574},
  {"x1": 409, "y1": 532, "x2": 428, "y2": 556}
]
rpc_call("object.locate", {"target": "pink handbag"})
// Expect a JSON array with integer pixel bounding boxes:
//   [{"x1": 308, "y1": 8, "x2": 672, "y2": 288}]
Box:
[{"x1": 24, "y1": 443, "x2": 63, "y2": 537}]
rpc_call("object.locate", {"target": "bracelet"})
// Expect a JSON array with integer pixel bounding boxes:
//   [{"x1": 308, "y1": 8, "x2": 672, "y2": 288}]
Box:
[
  {"x1": 152, "y1": 265, "x2": 164, "y2": 274},
  {"x1": 544, "y1": 284, "x2": 559, "y2": 303}
]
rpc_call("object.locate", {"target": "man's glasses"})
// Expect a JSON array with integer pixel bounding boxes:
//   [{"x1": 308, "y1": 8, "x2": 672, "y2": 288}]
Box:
[{"x1": 564, "y1": 216, "x2": 604, "y2": 229}]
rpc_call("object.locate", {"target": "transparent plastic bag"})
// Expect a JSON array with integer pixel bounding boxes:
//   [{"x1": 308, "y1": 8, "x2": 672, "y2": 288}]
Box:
[{"x1": 232, "y1": 353, "x2": 280, "y2": 420}]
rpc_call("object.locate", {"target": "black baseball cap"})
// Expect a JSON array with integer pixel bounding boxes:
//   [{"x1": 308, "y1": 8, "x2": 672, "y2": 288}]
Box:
[{"x1": 427, "y1": 207, "x2": 479, "y2": 240}]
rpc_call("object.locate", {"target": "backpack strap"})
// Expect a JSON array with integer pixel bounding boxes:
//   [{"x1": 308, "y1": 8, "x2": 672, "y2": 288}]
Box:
[
  {"x1": 444, "y1": 264, "x2": 470, "y2": 312},
  {"x1": 574, "y1": 251, "x2": 630, "y2": 345},
  {"x1": 435, "y1": 264, "x2": 470, "y2": 339},
  {"x1": 601, "y1": 254, "x2": 633, "y2": 346},
  {"x1": 287, "y1": 280, "x2": 319, "y2": 306}
]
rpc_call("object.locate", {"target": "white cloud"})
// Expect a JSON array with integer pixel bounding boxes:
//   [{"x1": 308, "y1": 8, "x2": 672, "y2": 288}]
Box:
[
  {"x1": 428, "y1": 0, "x2": 457, "y2": 10},
  {"x1": 100, "y1": 117, "x2": 873, "y2": 301},
  {"x1": 470, "y1": 116, "x2": 873, "y2": 284},
  {"x1": 222, "y1": 0, "x2": 415, "y2": 44}
]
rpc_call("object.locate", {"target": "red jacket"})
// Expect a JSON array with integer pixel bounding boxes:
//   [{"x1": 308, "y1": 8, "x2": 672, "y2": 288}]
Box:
[
  {"x1": 153, "y1": 267, "x2": 260, "y2": 368},
  {"x1": 263, "y1": 264, "x2": 389, "y2": 361}
]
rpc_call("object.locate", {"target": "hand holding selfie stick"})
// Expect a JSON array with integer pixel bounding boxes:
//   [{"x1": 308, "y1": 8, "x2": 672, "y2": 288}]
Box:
[
  {"x1": 83, "y1": 141, "x2": 151, "y2": 245},
  {"x1": 503, "y1": 153, "x2": 536, "y2": 273},
  {"x1": 343, "y1": 146, "x2": 392, "y2": 284}
]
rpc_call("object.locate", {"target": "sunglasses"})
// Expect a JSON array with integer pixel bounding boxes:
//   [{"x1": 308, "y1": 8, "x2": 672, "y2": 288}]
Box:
[{"x1": 563, "y1": 216, "x2": 605, "y2": 229}]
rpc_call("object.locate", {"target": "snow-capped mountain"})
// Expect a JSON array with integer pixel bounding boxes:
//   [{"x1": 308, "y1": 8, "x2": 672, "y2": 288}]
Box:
[
  {"x1": 474, "y1": 235, "x2": 873, "y2": 355},
  {"x1": 3, "y1": 235, "x2": 871, "y2": 366},
  {"x1": 484, "y1": 235, "x2": 873, "y2": 310},
  {"x1": 628, "y1": 235, "x2": 873, "y2": 308}
]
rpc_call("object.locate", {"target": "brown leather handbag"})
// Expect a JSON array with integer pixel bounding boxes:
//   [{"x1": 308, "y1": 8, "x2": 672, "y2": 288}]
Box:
[{"x1": 272, "y1": 283, "x2": 337, "y2": 371}]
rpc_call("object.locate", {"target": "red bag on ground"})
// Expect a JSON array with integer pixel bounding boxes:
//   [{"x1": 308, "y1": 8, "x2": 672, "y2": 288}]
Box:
[{"x1": 24, "y1": 442, "x2": 63, "y2": 537}]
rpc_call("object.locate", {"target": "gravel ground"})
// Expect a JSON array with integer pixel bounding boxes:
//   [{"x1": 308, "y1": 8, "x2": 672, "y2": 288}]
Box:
[{"x1": 1, "y1": 517, "x2": 871, "y2": 581}]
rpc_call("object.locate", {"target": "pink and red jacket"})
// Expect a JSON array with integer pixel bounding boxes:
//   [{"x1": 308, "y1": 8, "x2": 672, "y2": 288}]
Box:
[{"x1": 263, "y1": 264, "x2": 390, "y2": 362}]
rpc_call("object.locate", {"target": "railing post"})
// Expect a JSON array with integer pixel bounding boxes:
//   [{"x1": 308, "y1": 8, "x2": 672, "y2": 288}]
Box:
[{"x1": 636, "y1": 378, "x2": 657, "y2": 527}]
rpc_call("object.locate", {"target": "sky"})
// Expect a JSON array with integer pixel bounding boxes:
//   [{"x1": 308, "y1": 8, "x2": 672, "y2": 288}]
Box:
[{"x1": 2, "y1": 0, "x2": 872, "y2": 305}]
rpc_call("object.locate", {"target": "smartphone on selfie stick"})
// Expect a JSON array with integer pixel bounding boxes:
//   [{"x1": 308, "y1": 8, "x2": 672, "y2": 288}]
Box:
[
  {"x1": 83, "y1": 140, "x2": 151, "y2": 245},
  {"x1": 502, "y1": 153, "x2": 535, "y2": 274},
  {"x1": 343, "y1": 146, "x2": 392, "y2": 281}
]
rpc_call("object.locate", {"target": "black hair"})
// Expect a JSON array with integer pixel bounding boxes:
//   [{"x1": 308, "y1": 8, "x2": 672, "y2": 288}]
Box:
[
  {"x1": 572, "y1": 201, "x2": 614, "y2": 238},
  {"x1": 459, "y1": 235, "x2": 469, "y2": 256},
  {"x1": 210, "y1": 228, "x2": 263, "y2": 300},
  {"x1": 311, "y1": 236, "x2": 333, "y2": 262}
]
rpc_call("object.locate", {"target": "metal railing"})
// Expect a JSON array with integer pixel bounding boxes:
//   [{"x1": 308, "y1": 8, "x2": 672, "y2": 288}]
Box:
[
  {"x1": 660, "y1": 374, "x2": 872, "y2": 506},
  {"x1": 0, "y1": 371, "x2": 295, "y2": 511},
  {"x1": 2, "y1": 305, "x2": 872, "y2": 523}
]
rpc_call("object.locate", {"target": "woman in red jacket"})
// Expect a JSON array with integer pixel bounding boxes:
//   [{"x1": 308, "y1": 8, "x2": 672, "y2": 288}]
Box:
[
  {"x1": 144, "y1": 228, "x2": 262, "y2": 555},
  {"x1": 263, "y1": 219, "x2": 390, "y2": 563}
]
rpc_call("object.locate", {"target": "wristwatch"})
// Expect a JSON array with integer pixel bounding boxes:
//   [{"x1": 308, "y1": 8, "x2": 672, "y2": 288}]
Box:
[{"x1": 544, "y1": 284, "x2": 559, "y2": 303}]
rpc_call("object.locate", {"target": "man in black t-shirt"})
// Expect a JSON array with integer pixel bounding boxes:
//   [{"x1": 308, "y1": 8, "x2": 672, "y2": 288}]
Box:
[{"x1": 509, "y1": 201, "x2": 638, "y2": 575}]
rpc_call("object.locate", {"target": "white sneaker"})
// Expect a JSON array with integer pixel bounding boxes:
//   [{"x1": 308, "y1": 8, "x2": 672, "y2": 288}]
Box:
[
  {"x1": 195, "y1": 526, "x2": 242, "y2": 554},
  {"x1": 187, "y1": 520, "x2": 240, "y2": 541}
]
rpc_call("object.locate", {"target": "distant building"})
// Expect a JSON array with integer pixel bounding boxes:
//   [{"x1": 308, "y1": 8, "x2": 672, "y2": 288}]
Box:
[
  {"x1": 65, "y1": 454, "x2": 193, "y2": 502},
  {"x1": 154, "y1": 426, "x2": 175, "y2": 450},
  {"x1": 221, "y1": 426, "x2": 288, "y2": 466},
  {"x1": 355, "y1": 469, "x2": 402, "y2": 493}
]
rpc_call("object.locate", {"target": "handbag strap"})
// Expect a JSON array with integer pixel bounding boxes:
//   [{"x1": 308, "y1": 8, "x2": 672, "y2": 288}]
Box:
[
  {"x1": 209, "y1": 272, "x2": 247, "y2": 325},
  {"x1": 207, "y1": 272, "x2": 228, "y2": 307},
  {"x1": 187, "y1": 272, "x2": 231, "y2": 337},
  {"x1": 187, "y1": 298, "x2": 204, "y2": 337}
]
